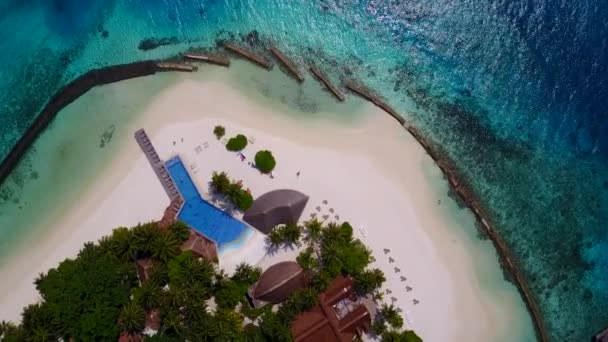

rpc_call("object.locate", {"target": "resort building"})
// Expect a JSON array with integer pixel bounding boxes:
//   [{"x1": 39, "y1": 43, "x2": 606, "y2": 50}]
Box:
[
  {"x1": 248, "y1": 261, "x2": 311, "y2": 307},
  {"x1": 180, "y1": 229, "x2": 218, "y2": 261},
  {"x1": 243, "y1": 189, "x2": 309, "y2": 234},
  {"x1": 290, "y1": 276, "x2": 372, "y2": 342}
]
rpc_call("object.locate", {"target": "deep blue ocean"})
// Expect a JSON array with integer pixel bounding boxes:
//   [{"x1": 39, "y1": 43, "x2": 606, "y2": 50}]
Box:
[{"x1": 0, "y1": 0, "x2": 606, "y2": 340}]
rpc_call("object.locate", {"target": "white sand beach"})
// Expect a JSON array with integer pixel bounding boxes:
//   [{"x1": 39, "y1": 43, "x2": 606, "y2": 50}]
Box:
[{"x1": 0, "y1": 62, "x2": 535, "y2": 341}]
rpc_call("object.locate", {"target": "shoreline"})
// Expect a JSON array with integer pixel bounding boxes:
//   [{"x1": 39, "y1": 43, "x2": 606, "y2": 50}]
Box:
[{"x1": 0, "y1": 45, "x2": 545, "y2": 341}]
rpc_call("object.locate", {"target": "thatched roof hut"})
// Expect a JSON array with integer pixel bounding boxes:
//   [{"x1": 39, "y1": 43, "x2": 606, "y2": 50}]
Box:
[
  {"x1": 243, "y1": 189, "x2": 309, "y2": 234},
  {"x1": 249, "y1": 261, "x2": 310, "y2": 306}
]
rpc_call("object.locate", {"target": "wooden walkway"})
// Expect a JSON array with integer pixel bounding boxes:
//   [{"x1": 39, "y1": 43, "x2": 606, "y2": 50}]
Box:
[
  {"x1": 134, "y1": 129, "x2": 181, "y2": 201},
  {"x1": 310, "y1": 66, "x2": 344, "y2": 101}
]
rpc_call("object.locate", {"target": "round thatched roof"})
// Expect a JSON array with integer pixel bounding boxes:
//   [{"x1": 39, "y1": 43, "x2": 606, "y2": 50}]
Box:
[
  {"x1": 253, "y1": 261, "x2": 309, "y2": 303},
  {"x1": 243, "y1": 189, "x2": 309, "y2": 234}
]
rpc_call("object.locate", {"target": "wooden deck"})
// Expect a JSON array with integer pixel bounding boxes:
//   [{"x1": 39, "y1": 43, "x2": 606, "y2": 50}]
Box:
[
  {"x1": 270, "y1": 47, "x2": 304, "y2": 82},
  {"x1": 134, "y1": 129, "x2": 181, "y2": 201},
  {"x1": 310, "y1": 66, "x2": 345, "y2": 101},
  {"x1": 184, "y1": 53, "x2": 230, "y2": 67},
  {"x1": 344, "y1": 81, "x2": 405, "y2": 125},
  {"x1": 224, "y1": 43, "x2": 272, "y2": 69}
]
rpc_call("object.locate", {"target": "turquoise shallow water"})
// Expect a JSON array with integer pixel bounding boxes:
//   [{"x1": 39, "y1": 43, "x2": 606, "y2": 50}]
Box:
[{"x1": 0, "y1": 1, "x2": 607, "y2": 340}]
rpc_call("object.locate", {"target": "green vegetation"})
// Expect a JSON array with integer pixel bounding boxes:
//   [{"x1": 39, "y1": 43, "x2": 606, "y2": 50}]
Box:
[
  {"x1": 2, "y1": 217, "x2": 421, "y2": 341},
  {"x1": 210, "y1": 171, "x2": 254, "y2": 211},
  {"x1": 213, "y1": 125, "x2": 226, "y2": 140},
  {"x1": 1, "y1": 221, "x2": 262, "y2": 341},
  {"x1": 214, "y1": 264, "x2": 262, "y2": 310},
  {"x1": 254, "y1": 150, "x2": 276, "y2": 174},
  {"x1": 268, "y1": 223, "x2": 302, "y2": 248},
  {"x1": 226, "y1": 134, "x2": 248, "y2": 151},
  {"x1": 370, "y1": 304, "x2": 422, "y2": 342}
]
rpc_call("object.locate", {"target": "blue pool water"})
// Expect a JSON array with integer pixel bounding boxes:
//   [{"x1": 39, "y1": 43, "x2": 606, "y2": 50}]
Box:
[
  {"x1": 0, "y1": 1, "x2": 607, "y2": 340},
  {"x1": 165, "y1": 156, "x2": 248, "y2": 249}
]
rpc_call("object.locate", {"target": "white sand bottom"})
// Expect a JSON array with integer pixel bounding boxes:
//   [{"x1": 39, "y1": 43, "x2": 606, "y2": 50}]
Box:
[{"x1": 0, "y1": 63, "x2": 535, "y2": 341}]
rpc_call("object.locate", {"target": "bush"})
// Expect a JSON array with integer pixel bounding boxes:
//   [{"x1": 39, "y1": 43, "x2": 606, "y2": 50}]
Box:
[
  {"x1": 213, "y1": 125, "x2": 225, "y2": 140},
  {"x1": 209, "y1": 171, "x2": 254, "y2": 211},
  {"x1": 234, "y1": 189, "x2": 254, "y2": 211},
  {"x1": 254, "y1": 150, "x2": 276, "y2": 173},
  {"x1": 226, "y1": 134, "x2": 248, "y2": 151}
]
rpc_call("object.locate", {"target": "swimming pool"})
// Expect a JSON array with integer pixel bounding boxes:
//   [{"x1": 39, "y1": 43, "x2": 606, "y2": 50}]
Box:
[{"x1": 166, "y1": 156, "x2": 250, "y2": 250}]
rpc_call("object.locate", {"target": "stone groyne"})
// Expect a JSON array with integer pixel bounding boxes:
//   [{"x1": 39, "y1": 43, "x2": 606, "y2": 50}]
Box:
[
  {"x1": 270, "y1": 47, "x2": 304, "y2": 82},
  {"x1": 156, "y1": 62, "x2": 197, "y2": 72},
  {"x1": 184, "y1": 53, "x2": 230, "y2": 67},
  {"x1": 0, "y1": 61, "x2": 159, "y2": 186},
  {"x1": 224, "y1": 43, "x2": 273, "y2": 70},
  {"x1": 310, "y1": 66, "x2": 345, "y2": 101},
  {"x1": 344, "y1": 81, "x2": 405, "y2": 125}
]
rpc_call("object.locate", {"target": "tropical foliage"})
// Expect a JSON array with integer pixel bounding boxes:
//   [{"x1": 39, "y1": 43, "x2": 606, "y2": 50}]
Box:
[
  {"x1": 213, "y1": 125, "x2": 226, "y2": 140},
  {"x1": 225, "y1": 134, "x2": 248, "y2": 151},
  {"x1": 210, "y1": 171, "x2": 254, "y2": 211},
  {"x1": 4, "y1": 218, "x2": 421, "y2": 342},
  {"x1": 268, "y1": 223, "x2": 302, "y2": 248},
  {"x1": 254, "y1": 150, "x2": 276, "y2": 173}
]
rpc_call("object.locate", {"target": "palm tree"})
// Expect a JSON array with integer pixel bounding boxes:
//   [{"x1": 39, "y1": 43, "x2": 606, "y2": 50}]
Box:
[
  {"x1": 304, "y1": 218, "x2": 323, "y2": 244},
  {"x1": 296, "y1": 247, "x2": 318, "y2": 271},
  {"x1": 151, "y1": 233, "x2": 180, "y2": 262},
  {"x1": 132, "y1": 222, "x2": 161, "y2": 256},
  {"x1": 210, "y1": 309, "x2": 243, "y2": 340},
  {"x1": 174, "y1": 255, "x2": 215, "y2": 289},
  {"x1": 211, "y1": 171, "x2": 231, "y2": 194},
  {"x1": 168, "y1": 221, "x2": 191, "y2": 242},
  {"x1": 380, "y1": 303, "x2": 403, "y2": 329},
  {"x1": 267, "y1": 229, "x2": 283, "y2": 249},
  {"x1": 164, "y1": 285, "x2": 188, "y2": 310},
  {"x1": 31, "y1": 327, "x2": 53, "y2": 342},
  {"x1": 133, "y1": 282, "x2": 162, "y2": 311},
  {"x1": 107, "y1": 227, "x2": 134, "y2": 261},
  {"x1": 282, "y1": 223, "x2": 302, "y2": 245},
  {"x1": 118, "y1": 302, "x2": 145, "y2": 334},
  {"x1": 161, "y1": 310, "x2": 183, "y2": 336},
  {"x1": 231, "y1": 263, "x2": 262, "y2": 284}
]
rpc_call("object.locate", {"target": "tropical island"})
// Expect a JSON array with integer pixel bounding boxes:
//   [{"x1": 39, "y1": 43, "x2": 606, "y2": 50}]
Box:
[
  {"x1": 0, "y1": 124, "x2": 422, "y2": 341},
  {"x1": 0, "y1": 219, "x2": 419, "y2": 341},
  {"x1": 0, "y1": 42, "x2": 538, "y2": 342}
]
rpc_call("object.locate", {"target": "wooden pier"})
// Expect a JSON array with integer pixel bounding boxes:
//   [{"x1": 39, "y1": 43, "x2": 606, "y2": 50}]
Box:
[
  {"x1": 224, "y1": 43, "x2": 272, "y2": 70},
  {"x1": 309, "y1": 66, "x2": 345, "y2": 101},
  {"x1": 134, "y1": 129, "x2": 182, "y2": 201},
  {"x1": 344, "y1": 81, "x2": 405, "y2": 125},
  {"x1": 156, "y1": 62, "x2": 197, "y2": 72},
  {"x1": 184, "y1": 53, "x2": 230, "y2": 67},
  {"x1": 270, "y1": 47, "x2": 304, "y2": 82}
]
